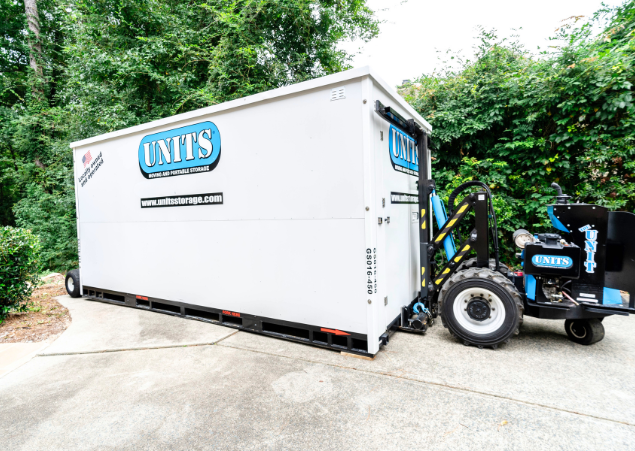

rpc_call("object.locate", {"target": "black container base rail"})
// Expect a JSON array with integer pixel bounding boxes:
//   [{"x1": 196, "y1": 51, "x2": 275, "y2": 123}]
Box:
[{"x1": 82, "y1": 286, "x2": 374, "y2": 357}]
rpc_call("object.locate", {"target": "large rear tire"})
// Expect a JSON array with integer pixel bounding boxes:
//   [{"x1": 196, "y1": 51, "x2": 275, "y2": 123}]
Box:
[
  {"x1": 564, "y1": 319, "x2": 604, "y2": 345},
  {"x1": 65, "y1": 269, "x2": 81, "y2": 298},
  {"x1": 439, "y1": 268, "x2": 523, "y2": 348},
  {"x1": 458, "y1": 257, "x2": 509, "y2": 275}
]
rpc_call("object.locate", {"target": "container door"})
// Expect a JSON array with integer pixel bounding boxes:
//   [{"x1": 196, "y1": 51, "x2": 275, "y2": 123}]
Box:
[{"x1": 376, "y1": 121, "x2": 419, "y2": 326}]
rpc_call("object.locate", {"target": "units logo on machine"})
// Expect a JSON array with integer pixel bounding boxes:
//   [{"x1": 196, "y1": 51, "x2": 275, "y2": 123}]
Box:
[
  {"x1": 579, "y1": 224, "x2": 598, "y2": 273},
  {"x1": 389, "y1": 125, "x2": 418, "y2": 176},
  {"x1": 138, "y1": 121, "x2": 221, "y2": 179},
  {"x1": 531, "y1": 255, "x2": 574, "y2": 269}
]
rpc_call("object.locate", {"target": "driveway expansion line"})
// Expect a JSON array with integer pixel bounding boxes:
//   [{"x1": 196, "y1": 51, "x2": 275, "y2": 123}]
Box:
[
  {"x1": 216, "y1": 340, "x2": 635, "y2": 429},
  {"x1": 36, "y1": 342, "x2": 219, "y2": 357},
  {"x1": 214, "y1": 329, "x2": 240, "y2": 343},
  {"x1": 36, "y1": 330, "x2": 240, "y2": 357}
]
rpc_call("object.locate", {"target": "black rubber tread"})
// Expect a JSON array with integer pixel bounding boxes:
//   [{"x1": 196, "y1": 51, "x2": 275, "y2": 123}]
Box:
[
  {"x1": 65, "y1": 269, "x2": 81, "y2": 298},
  {"x1": 438, "y1": 267, "x2": 524, "y2": 348},
  {"x1": 458, "y1": 257, "x2": 509, "y2": 275},
  {"x1": 564, "y1": 318, "x2": 605, "y2": 345}
]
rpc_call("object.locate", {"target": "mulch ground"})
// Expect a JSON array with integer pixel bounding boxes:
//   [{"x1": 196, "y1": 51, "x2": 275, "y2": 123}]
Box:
[{"x1": 0, "y1": 274, "x2": 71, "y2": 343}]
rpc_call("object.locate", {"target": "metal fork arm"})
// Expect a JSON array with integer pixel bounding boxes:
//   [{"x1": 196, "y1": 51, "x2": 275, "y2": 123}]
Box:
[
  {"x1": 429, "y1": 230, "x2": 478, "y2": 293},
  {"x1": 430, "y1": 195, "x2": 475, "y2": 253}
]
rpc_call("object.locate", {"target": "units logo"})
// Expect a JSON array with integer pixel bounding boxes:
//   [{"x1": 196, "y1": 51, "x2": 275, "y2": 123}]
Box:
[
  {"x1": 531, "y1": 255, "x2": 573, "y2": 269},
  {"x1": 138, "y1": 121, "x2": 221, "y2": 179},
  {"x1": 579, "y1": 224, "x2": 598, "y2": 273},
  {"x1": 389, "y1": 125, "x2": 418, "y2": 176}
]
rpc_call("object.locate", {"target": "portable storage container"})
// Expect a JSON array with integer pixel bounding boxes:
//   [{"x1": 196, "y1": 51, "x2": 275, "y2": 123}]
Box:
[{"x1": 71, "y1": 67, "x2": 432, "y2": 356}]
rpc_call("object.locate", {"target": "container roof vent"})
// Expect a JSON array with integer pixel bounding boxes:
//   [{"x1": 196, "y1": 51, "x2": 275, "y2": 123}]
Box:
[{"x1": 330, "y1": 87, "x2": 346, "y2": 101}]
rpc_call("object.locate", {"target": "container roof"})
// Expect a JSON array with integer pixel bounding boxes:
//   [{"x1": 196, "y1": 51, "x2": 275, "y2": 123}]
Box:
[{"x1": 70, "y1": 66, "x2": 431, "y2": 148}]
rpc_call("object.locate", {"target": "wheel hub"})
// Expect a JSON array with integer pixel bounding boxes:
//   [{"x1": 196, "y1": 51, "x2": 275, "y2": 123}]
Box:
[
  {"x1": 569, "y1": 321, "x2": 587, "y2": 339},
  {"x1": 466, "y1": 297, "x2": 490, "y2": 321},
  {"x1": 452, "y1": 287, "x2": 506, "y2": 336}
]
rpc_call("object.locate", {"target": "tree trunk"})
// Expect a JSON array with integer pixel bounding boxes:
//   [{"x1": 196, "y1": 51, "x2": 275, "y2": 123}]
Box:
[{"x1": 23, "y1": 0, "x2": 46, "y2": 91}]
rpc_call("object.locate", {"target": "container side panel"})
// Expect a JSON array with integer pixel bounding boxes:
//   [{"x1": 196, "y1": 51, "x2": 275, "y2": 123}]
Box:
[
  {"x1": 75, "y1": 83, "x2": 365, "y2": 224},
  {"x1": 80, "y1": 219, "x2": 365, "y2": 333},
  {"x1": 74, "y1": 81, "x2": 369, "y2": 335}
]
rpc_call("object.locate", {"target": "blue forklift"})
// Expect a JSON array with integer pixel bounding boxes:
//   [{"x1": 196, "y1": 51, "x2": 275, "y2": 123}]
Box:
[{"x1": 376, "y1": 101, "x2": 635, "y2": 348}]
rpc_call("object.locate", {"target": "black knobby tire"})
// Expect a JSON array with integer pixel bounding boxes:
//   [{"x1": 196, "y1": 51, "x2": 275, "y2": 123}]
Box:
[
  {"x1": 564, "y1": 319, "x2": 605, "y2": 345},
  {"x1": 439, "y1": 268, "x2": 524, "y2": 348},
  {"x1": 458, "y1": 257, "x2": 509, "y2": 275},
  {"x1": 65, "y1": 269, "x2": 81, "y2": 298}
]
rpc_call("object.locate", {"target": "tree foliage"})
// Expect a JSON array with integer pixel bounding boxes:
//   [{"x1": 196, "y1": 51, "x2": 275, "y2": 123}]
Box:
[
  {"x1": 0, "y1": 0, "x2": 379, "y2": 271},
  {"x1": 401, "y1": 1, "x2": 635, "y2": 262},
  {"x1": 62, "y1": 0, "x2": 378, "y2": 133},
  {"x1": 4, "y1": 0, "x2": 635, "y2": 271}
]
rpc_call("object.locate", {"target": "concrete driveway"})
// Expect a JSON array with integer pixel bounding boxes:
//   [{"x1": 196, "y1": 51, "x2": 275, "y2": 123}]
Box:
[{"x1": 1, "y1": 296, "x2": 634, "y2": 450}]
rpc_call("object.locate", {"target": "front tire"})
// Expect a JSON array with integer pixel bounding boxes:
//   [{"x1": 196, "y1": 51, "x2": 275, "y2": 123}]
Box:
[
  {"x1": 65, "y1": 269, "x2": 81, "y2": 298},
  {"x1": 439, "y1": 268, "x2": 523, "y2": 348},
  {"x1": 564, "y1": 319, "x2": 604, "y2": 345},
  {"x1": 458, "y1": 257, "x2": 509, "y2": 275}
]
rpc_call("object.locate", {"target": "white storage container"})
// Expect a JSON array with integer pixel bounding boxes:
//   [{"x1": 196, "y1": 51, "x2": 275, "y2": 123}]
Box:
[{"x1": 70, "y1": 66, "x2": 432, "y2": 356}]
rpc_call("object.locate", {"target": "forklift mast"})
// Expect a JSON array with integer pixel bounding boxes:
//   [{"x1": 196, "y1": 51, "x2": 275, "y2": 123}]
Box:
[
  {"x1": 374, "y1": 101, "x2": 490, "y2": 317},
  {"x1": 373, "y1": 102, "x2": 432, "y2": 304}
]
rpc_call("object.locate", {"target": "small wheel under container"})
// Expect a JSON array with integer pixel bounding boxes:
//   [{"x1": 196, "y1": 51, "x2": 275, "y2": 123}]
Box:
[
  {"x1": 564, "y1": 318, "x2": 605, "y2": 345},
  {"x1": 65, "y1": 269, "x2": 81, "y2": 298}
]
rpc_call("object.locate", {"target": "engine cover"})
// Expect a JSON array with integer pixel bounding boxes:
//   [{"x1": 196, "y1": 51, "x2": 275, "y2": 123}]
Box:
[{"x1": 524, "y1": 240, "x2": 581, "y2": 278}]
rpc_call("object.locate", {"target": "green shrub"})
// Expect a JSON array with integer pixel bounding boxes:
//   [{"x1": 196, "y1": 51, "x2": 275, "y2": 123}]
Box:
[
  {"x1": 402, "y1": 2, "x2": 635, "y2": 264},
  {"x1": 0, "y1": 226, "x2": 41, "y2": 322}
]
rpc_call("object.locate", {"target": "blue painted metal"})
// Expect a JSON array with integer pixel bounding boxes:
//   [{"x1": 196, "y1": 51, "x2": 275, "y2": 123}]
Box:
[
  {"x1": 526, "y1": 275, "x2": 537, "y2": 300},
  {"x1": 603, "y1": 287, "x2": 623, "y2": 305},
  {"x1": 431, "y1": 191, "x2": 457, "y2": 259},
  {"x1": 548, "y1": 205, "x2": 570, "y2": 233},
  {"x1": 521, "y1": 249, "x2": 525, "y2": 268},
  {"x1": 413, "y1": 302, "x2": 429, "y2": 315}
]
